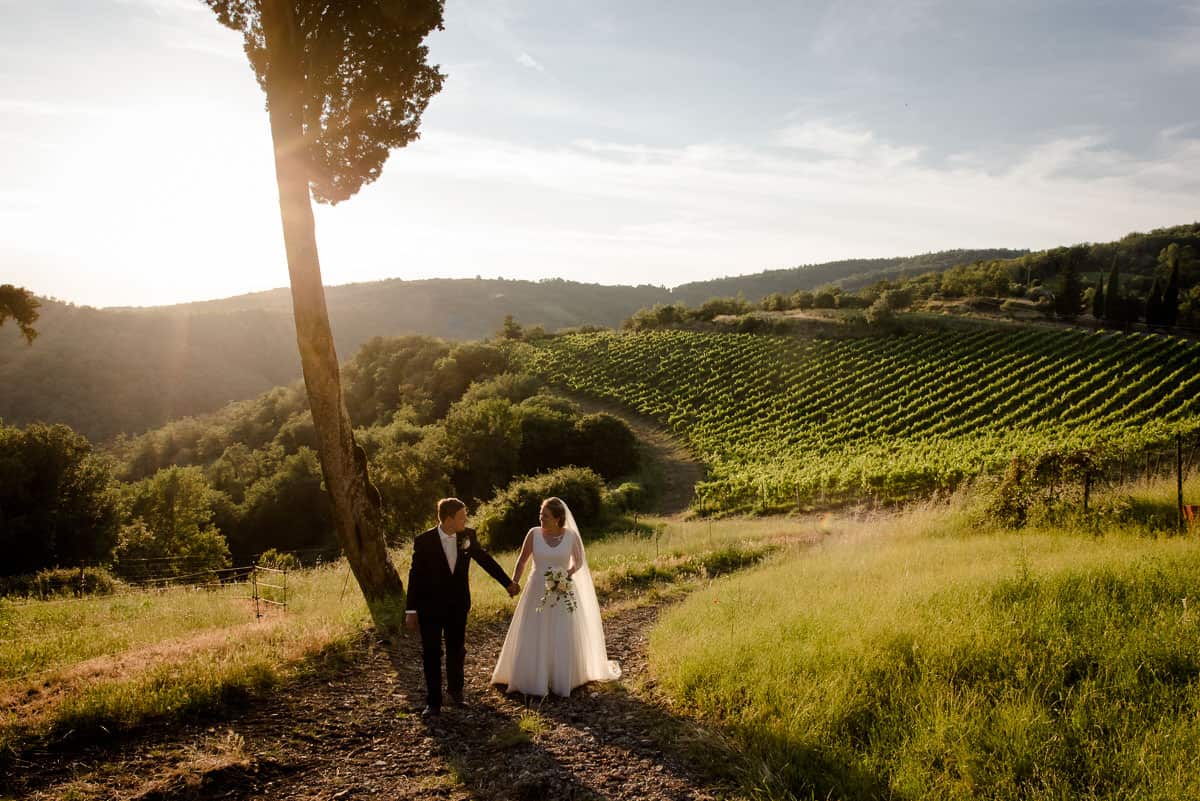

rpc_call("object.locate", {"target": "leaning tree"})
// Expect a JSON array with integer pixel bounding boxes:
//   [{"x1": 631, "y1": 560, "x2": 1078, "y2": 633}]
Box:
[{"x1": 203, "y1": 0, "x2": 445, "y2": 623}]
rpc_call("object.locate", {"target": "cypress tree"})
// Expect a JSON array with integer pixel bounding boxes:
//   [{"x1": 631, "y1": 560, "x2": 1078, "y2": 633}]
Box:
[
  {"x1": 1103, "y1": 257, "x2": 1122, "y2": 323},
  {"x1": 1146, "y1": 276, "x2": 1164, "y2": 326},
  {"x1": 1055, "y1": 252, "x2": 1083, "y2": 319},
  {"x1": 1091, "y1": 273, "x2": 1105, "y2": 318},
  {"x1": 1164, "y1": 250, "x2": 1181, "y2": 327}
]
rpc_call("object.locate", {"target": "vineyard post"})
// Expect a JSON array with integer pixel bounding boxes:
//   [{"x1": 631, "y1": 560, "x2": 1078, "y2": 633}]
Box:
[
  {"x1": 795, "y1": 482, "x2": 801, "y2": 511},
  {"x1": 1178, "y1": 434, "x2": 1185, "y2": 533},
  {"x1": 252, "y1": 567, "x2": 261, "y2": 620},
  {"x1": 1083, "y1": 471, "x2": 1091, "y2": 515},
  {"x1": 708, "y1": 515, "x2": 713, "y2": 550}
]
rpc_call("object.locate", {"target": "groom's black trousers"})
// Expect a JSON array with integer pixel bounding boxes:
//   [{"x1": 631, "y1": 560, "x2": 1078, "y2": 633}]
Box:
[{"x1": 419, "y1": 608, "x2": 469, "y2": 708}]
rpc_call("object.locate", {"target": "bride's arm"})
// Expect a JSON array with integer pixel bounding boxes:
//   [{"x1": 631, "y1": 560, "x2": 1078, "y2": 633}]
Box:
[
  {"x1": 511, "y1": 530, "x2": 535, "y2": 584},
  {"x1": 567, "y1": 531, "x2": 584, "y2": 578}
]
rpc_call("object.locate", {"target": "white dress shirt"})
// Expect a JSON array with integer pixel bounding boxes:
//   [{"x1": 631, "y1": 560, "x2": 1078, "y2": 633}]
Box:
[{"x1": 438, "y1": 525, "x2": 458, "y2": 573}]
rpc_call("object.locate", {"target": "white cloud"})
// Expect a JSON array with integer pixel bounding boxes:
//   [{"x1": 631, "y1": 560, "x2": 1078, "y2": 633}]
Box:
[
  {"x1": 516, "y1": 51, "x2": 545, "y2": 71},
  {"x1": 810, "y1": 0, "x2": 944, "y2": 56},
  {"x1": 302, "y1": 121, "x2": 1200, "y2": 295},
  {"x1": 774, "y1": 119, "x2": 921, "y2": 166},
  {"x1": 6, "y1": 2, "x2": 1200, "y2": 306}
]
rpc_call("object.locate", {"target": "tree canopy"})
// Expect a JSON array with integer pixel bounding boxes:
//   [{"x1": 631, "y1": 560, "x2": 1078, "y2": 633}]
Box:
[
  {"x1": 0, "y1": 285, "x2": 40, "y2": 344},
  {"x1": 204, "y1": 0, "x2": 445, "y2": 204}
]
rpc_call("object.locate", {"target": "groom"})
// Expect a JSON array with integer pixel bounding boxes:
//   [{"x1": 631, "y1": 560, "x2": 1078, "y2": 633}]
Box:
[{"x1": 405, "y1": 498, "x2": 519, "y2": 717}]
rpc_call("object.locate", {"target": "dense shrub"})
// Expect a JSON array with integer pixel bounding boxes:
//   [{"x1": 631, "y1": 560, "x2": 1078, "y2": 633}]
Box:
[
  {"x1": 256, "y1": 548, "x2": 301, "y2": 571},
  {"x1": 0, "y1": 566, "x2": 121, "y2": 599},
  {"x1": 474, "y1": 466, "x2": 606, "y2": 550},
  {"x1": 986, "y1": 449, "x2": 1099, "y2": 528},
  {"x1": 515, "y1": 401, "x2": 577, "y2": 476},
  {"x1": 457, "y1": 372, "x2": 543, "y2": 406},
  {"x1": 572, "y1": 413, "x2": 640, "y2": 479},
  {"x1": 605, "y1": 481, "x2": 646, "y2": 514}
]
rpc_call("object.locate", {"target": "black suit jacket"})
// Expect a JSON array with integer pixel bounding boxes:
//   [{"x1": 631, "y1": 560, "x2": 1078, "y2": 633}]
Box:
[{"x1": 405, "y1": 527, "x2": 511, "y2": 617}]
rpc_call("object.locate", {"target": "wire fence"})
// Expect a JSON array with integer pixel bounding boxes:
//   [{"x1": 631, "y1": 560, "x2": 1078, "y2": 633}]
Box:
[
  {"x1": 0, "y1": 550, "x2": 310, "y2": 612},
  {"x1": 251, "y1": 565, "x2": 289, "y2": 618}
]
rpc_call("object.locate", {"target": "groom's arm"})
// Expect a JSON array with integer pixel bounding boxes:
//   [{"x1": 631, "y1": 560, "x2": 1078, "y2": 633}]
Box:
[
  {"x1": 464, "y1": 529, "x2": 517, "y2": 593},
  {"x1": 405, "y1": 536, "x2": 427, "y2": 621}
]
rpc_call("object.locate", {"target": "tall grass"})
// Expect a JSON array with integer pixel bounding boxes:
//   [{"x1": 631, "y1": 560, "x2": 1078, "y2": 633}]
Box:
[
  {"x1": 649, "y1": 495, "x2": 1200, "y2": 801},
  {"x1": 0, "y1": 561, "x2": 372, "y2": 755},
  {"x1": 0, "y1": 516, "x2": 795, "y2": 757}
]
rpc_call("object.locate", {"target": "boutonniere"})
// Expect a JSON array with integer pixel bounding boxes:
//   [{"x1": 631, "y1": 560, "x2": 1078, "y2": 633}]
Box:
[{"x1": 457, "y1": 533, "x2": 472, "y2": 552}]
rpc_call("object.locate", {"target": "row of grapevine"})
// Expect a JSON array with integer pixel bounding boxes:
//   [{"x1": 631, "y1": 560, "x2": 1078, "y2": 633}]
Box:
[{"x1": 519, "y1": 327, "x2": 1200, "y2": 513}]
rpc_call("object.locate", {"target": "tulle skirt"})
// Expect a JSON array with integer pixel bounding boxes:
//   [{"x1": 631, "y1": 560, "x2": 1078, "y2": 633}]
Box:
[{"x1": 491, "y1": 565, "x2": 621, "y2": 697}]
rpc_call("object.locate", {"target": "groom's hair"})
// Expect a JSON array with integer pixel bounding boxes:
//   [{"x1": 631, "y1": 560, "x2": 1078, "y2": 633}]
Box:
[{"x1": 438, "y1": 497, "x2": 466, "y2": 521}]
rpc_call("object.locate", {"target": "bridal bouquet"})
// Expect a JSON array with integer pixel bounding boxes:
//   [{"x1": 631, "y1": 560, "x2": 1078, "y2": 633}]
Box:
[{"x1": 537, "y1": 567, "x2": 578, "y2": 613}]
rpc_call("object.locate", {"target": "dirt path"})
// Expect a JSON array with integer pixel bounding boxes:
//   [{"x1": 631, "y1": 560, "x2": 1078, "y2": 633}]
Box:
[
  {"x1": 7, "y1": 593, "x2": 749, "y2": 801},
  {"x1": 564, "y1": 393, "x2": 706, "y2": 517}
]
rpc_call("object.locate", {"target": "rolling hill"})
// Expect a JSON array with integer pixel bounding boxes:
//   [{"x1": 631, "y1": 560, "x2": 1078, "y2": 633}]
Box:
[{"x1": 1, "y1": 250, "x2": 1013, "y2": 440}]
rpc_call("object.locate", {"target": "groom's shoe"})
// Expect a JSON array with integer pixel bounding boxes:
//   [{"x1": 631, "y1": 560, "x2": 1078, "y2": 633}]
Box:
[
  {"x1": 421, "y1": 705, "x2": 441, "y2": 718},
  {"x1": 447, "y1": 691, "x2": 466, "y2": 708}
]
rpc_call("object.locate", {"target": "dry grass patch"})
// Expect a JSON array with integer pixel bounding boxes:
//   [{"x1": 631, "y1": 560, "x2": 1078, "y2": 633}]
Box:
[{"x1": 126, "y1": 730, "x2": 251, "y2": 801}]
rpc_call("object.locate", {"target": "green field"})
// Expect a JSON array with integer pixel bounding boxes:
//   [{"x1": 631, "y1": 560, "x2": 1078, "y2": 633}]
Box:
[
  {"x1": 650, "y1": 477, "x2": 1200, "y2": 801},
  {"x1": 523, "y1": 326, "x2": 1200, "y2": 512},
  {"x1": 0, "y1": 517, "x2": 790, "y2": 756}
]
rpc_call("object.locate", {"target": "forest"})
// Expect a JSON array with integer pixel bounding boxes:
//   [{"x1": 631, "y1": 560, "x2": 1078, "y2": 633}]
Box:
[{"x1": 0, "y1": 334, "x2": 640, "y2": 588}]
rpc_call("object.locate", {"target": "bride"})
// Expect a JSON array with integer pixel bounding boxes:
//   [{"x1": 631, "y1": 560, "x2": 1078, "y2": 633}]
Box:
[{"x1": 491, "y1": 497, "x2": 621, "y2": 696}]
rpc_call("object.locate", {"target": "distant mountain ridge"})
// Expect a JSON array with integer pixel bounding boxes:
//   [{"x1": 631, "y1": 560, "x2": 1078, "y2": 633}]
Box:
[{"x1": 667, "y1": 249, "x2": 1028, "y2": 304}]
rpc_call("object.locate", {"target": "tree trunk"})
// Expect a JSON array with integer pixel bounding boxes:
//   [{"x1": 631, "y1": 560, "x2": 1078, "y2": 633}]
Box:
[{"x1": 261, "y1": 0, "x2": 404, "y2": 622}]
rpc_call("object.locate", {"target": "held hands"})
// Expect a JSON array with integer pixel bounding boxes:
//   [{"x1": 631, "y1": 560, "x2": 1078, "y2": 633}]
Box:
[
  {"x1": 404, "y1": 611, "x2": 419, "y2": 632},
  {"x1": 507, "y1": 581, "x2": 521, "y2": 597}
]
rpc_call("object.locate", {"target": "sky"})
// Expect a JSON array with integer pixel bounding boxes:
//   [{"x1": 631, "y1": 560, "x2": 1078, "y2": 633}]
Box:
[{"x1": 2, "y1": 0, "x2": 1199, "y2": 308}]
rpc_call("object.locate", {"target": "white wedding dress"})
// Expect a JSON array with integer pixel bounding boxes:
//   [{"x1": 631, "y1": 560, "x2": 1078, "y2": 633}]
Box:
[{"x1": 491, "y1": 511, "x2": 621, "y2": 697}]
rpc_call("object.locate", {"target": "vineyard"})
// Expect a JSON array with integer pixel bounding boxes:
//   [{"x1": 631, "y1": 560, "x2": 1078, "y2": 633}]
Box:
[{"x1": 521, "y1": 326, "x2": 1200, "y2": 513}]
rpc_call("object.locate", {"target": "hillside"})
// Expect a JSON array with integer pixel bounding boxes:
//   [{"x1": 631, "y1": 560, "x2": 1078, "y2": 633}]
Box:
[
  {"x1": 0, "y1": 250, "x2": 1012, "y2": 441},
  {"x1": 0, "y1": 279, "x2": 667, "y2": 441},
  {"x1": 521, "y1": 325, "x2": 1200, "y2": 512},
  {"x1": 668, "y1": 248, "x2": 1027, "y2": 304}
]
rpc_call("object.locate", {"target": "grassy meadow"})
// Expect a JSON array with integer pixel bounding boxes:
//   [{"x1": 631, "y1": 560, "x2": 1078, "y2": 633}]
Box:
[
  {"x1": 649, "y1": 475, "x2": 1200, "y2": 801},
  {"x1": 0, "y1": 516, "x2": 797, "y2": 757}
]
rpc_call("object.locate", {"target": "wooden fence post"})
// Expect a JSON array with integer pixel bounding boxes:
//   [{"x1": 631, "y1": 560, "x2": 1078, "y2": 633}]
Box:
[
  {"x1": 251, "y1": 567, "x2": 261, "y2": 620},
  {"x1": 1179, "y1": 434, "x2": 1185, "y2": 533}
]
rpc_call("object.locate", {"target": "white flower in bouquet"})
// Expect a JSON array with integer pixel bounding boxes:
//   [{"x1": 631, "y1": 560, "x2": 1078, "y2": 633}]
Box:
[{"x1": 536, "y1": 566, "x2": 577, "y2": 613}]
